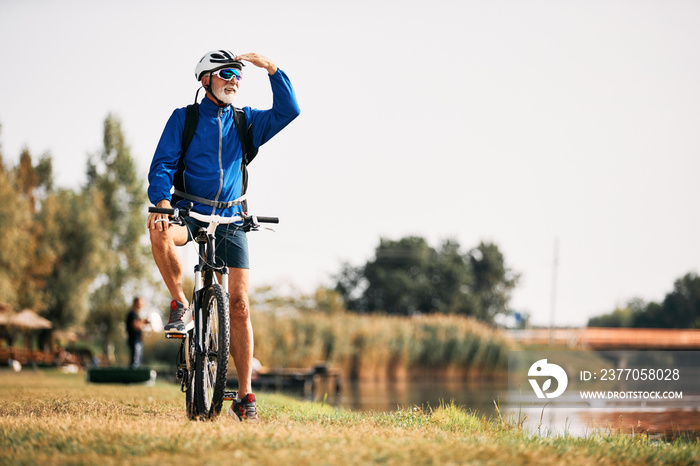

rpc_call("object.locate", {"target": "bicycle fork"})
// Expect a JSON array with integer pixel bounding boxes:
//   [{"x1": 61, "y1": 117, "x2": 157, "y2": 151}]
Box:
[{"x1": 177, "y1": 228, "x2": 237, "y2": 402}]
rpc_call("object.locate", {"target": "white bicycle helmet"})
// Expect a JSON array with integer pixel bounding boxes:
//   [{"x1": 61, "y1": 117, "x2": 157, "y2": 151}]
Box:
[{"x1": 195, "y1": 50, "x2": 244, "y2": 81}]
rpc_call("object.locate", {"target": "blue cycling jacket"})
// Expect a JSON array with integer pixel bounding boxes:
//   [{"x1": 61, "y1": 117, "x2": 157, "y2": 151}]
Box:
[{"x1": 148, "y1": 68, "x2": 300, "y2": 217}]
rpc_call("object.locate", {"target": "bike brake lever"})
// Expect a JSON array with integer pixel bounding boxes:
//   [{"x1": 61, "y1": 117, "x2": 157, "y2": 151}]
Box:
[
  {"x1": 246, "y1": 216, "x2": 275, "y2": 233},
  {"x1": 155, "y1": 217, "x2": 185, "y2": 226},
  {"x1": 250, "y1": 226, "x2": 276, "y2": 233}
]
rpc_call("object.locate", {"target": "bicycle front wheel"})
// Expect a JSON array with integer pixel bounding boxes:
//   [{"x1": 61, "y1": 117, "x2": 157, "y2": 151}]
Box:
[
  {"x1": 194, "y1": 284, "x2": 230, "y2": 419},
  {"x1": 185, "y1": 331, "x2": 199, "y2": 420}
]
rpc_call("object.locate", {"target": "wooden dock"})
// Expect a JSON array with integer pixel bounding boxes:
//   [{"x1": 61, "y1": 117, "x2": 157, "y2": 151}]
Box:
[{"x1": 228, "y1": 364, "x2": 342, "y2": 399}]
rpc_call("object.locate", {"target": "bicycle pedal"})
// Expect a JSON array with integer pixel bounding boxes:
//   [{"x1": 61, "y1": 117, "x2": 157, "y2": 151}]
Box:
[
  {"x1": 165, "y1": 333, "x2": 186, "y2": 339},
  {"x1": 223, "y1": 390, "x2": 238, "y2": 401}
]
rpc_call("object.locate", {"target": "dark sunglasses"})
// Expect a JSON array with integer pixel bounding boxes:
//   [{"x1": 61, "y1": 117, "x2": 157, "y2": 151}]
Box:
[{"x1": 212, "y1": 68, "x2": 242, "y2": 81}]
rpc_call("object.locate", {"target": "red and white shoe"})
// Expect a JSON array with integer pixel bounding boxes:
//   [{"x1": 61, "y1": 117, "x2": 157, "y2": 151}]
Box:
[
  {"x1": 228, "y1": 393, "x2": 258, "y2": 422},
  {"x1": 164, "y1": 300, "x2": 193, "y2": 335}
]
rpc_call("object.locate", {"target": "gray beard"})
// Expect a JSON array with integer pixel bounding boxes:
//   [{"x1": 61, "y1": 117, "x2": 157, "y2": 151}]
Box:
[{"x1": 213, "y1": 87, "x2": 236, "y2": 105}]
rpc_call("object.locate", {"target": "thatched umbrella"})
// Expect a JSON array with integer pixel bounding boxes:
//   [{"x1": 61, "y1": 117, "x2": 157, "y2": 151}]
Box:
[
  {"x1": 10, "y1": 310, "x2": 53, "y2": 330},
  {"x1": 2, "y1": 309, "x2": 54, "y2": 359}
]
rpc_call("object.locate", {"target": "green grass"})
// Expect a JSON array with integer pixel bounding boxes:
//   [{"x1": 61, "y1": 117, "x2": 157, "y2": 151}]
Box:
[{"x1": 1, "y1": 369, "x2": 698, "y2": 465}]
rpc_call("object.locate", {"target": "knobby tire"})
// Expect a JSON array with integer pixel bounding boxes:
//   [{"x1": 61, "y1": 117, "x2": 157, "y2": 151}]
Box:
[
  {"x1": 185, "y1": 332, "x2": 199, "y2": 420},
  {"x1": 194, "y1": 284, "x2": 230, "y2": 419}
]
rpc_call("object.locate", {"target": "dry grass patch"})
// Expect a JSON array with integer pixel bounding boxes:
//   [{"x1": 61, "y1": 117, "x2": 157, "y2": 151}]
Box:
[{"x1": 1, "y1": 370, "x2": 698, "y2": 465}]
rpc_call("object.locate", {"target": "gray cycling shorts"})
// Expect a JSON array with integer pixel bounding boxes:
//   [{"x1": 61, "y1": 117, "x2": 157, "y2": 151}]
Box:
[{"x1": 184, "y1": 217, "x2": 249, "y2": 269}]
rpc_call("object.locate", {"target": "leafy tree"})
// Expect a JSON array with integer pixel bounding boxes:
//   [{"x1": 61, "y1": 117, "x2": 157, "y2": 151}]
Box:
[
  {"x1": 632, "y1": 273, "x2": 700, "y2": 328},
  {"x1": 0, "y1": 133, "x2": 99, "y2": 325},
  {"x1": 36, "y1": 188, "x2": 103, "y2": 328},
  {"x1": 335, "y1": 236, "x2": 519, "y2": 325},
  {"x1": 662, "y1": 272, "x2": 700, "y2": 328},
  {"x1": 363, "y1": 236, "x2": 437, "y2": 315},
  {"x1": 13, "y1": 150, "x2": 57, "y2": 311},
  {"x1": 83, "y1": 114, "x2": 150, "y2": 356},
  {"x1": 0, "y1": 144, "x2": 106, "y2": 328},
  {"x1": 426, "y1": 239, "x2": 476, "y2": 315},
  {"x1": 335, "y1": 263, "x2": 363, "y2": 311},
  {"x1": 629, "y1": 301, "x2": 664, "y2": 328},
  {"x1": 0, "y1": 146, "x2": 44, "y2": 310},
  {"x1": 0, "y1": 129, "x2": 59, "y2": 312},
  {"x1": 588, "y1": 272, "x2": 700, "y2": 329},
  {"x1": 0, "y1": 150, "x2": 30, "y2": 309},
  {"x1": 469, "y1": 242, "x2": 520, "y2": 322},
  {"x1": 587, "y1": 299, "x2": 642, "y2": 327}
]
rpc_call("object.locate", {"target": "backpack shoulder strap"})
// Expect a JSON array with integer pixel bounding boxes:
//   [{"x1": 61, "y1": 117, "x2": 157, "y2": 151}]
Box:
[
  {"x1": 233, "y1": 107, "x2": 258, "y2": 164},
  {"x1": 182, "y1": 103, "x2": 199, "y2": 155},
  {"x1": 232, "y1": 107, "x2": 258, "y2": 213},
  {"x1": 173, "y1": 103, "x2": 199, "y2": 197}
]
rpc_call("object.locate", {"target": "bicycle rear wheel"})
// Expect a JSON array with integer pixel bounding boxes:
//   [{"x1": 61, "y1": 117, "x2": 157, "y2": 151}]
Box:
[{"x1": 194, "y1": 284, "x2": 230, "y2": 419}]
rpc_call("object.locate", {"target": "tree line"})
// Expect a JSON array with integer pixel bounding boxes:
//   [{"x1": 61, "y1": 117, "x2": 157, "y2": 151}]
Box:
[
  {"x1": 0, "y1": 117, "x2": 149, "y2": 354},
  {"x1": 334, "y1": 236, "x2": 520, "y2": 325},
  {"x1": 588, "y1": 272, "x2": 700, "y2": 328}
]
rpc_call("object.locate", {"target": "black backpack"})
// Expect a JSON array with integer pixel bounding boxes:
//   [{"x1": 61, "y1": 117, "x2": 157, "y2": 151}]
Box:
[{"x1": 172, "y1": 103, "x2": 258, "y2": 211}]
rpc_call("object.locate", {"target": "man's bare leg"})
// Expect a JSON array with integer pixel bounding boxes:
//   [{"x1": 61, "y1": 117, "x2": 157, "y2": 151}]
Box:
[
  {"x1": 149, "y1": 225, "x2": 190, "y2": 307},
  {"x1": 228, "y1": 268, "x2": 253, "y2": 396}
]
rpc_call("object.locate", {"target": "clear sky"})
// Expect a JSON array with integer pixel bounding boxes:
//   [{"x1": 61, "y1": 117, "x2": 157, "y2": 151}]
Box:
[{"x1": 1, "y1": 0, "x2": 698, "y2": 327}]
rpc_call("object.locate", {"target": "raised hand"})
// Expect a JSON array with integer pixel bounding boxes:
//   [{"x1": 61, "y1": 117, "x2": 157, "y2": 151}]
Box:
[{"x1": 235, "y1": 53, "x2": 278, "y2": 75}]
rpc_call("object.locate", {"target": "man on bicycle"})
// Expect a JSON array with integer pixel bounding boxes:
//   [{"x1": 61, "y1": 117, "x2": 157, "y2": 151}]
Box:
[{"x1": 147, "y1": 50, "x2": 300, "y2": 421}]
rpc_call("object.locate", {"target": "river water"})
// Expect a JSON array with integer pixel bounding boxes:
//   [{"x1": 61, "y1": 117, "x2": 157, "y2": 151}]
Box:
[
  {"x1": 302, "y1": 378, "x2": 699, "y2": 439},
  {"x1": 169, "y1": 364, "x2": 698, "y2": 439}
]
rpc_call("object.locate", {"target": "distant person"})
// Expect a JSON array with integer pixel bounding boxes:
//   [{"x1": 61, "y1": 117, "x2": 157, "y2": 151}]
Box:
[
  {"x1": 125, "y1": 297, "x2": 149, "y2": 369},
  {"x1": 147, "y1": 50, "x2": 300, "y2": 421}
]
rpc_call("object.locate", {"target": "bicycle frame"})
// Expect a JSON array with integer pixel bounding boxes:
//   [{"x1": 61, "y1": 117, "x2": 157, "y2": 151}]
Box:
[{"x1": 190, "y1": 216, "x2": 229, "y2": 364}]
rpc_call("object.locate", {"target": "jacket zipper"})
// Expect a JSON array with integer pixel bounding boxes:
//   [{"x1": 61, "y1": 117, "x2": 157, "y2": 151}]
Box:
[{"x1": 212, "y1": 107, "x2": 225, "y2": 214}]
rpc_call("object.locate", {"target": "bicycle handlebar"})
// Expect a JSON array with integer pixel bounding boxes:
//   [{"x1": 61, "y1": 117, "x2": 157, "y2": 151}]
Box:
[
  {"x1": 148, "y1": 206, "x2": 279, "y2": 226},
  {"x1": 254, "y1": 216, "x2": 280, "y2": 224},
  {"x1": 149, "y1": 207, "x2": 178, "y2": 215}
]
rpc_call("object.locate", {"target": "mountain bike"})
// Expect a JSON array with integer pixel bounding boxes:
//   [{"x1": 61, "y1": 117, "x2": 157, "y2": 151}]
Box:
[{"x1": 149, "y1": 204, "x2": 278, "y2": 420}]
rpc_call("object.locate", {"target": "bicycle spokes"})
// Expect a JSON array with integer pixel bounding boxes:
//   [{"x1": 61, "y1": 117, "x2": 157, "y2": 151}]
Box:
[{"x1": 193, "y1": 284, "x2": 230, "y2": 419}]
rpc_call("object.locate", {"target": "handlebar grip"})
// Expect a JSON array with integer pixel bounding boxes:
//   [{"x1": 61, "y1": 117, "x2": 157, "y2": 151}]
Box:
[
  {"x1": 149, "y1": 207, "x2": 177, "y2": 215},
  {"x1": 256, "y1": 216, "x2": 279, "y2": 224}
]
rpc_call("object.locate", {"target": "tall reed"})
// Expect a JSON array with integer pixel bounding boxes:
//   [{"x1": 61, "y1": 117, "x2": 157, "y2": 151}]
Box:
[{"x1": 251, "y1": 310, "x2": 515, "y2": 381}]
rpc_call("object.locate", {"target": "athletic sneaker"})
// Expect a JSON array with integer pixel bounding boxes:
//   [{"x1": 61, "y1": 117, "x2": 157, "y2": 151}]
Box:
[
  {"x1": 164, "y1": 300, "x2": 193, "y2": 334},
  {"x1": 229, "y1": 393, "x2": 258, "y2": 421}
]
